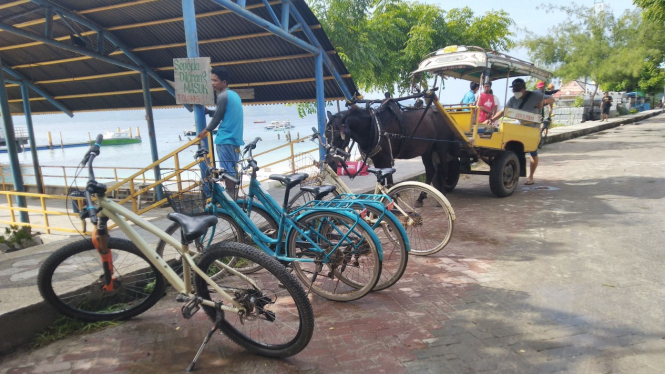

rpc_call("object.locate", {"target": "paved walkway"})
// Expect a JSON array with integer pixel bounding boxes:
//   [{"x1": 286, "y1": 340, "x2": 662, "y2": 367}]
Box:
[{"x1": 0, "y1": 110, "x2": 662, "y2": 373}]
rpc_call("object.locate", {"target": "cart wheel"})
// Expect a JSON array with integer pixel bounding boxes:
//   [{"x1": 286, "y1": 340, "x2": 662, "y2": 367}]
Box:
[
  {"x1": 445, "y1": 158, "x2": 460, "y2": 192},
  {"x1": 489, "y1": 151, "x2": 519, "y2": 197}
]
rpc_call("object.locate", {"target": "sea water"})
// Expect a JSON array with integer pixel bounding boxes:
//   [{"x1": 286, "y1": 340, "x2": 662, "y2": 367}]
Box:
[{"x1": 0, "y1": 105, "x2": 327, "y2": 186}]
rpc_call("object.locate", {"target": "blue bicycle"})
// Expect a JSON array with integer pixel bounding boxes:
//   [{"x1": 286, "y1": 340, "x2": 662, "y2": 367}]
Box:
[{"x1": 159, "y1": 138, "x2": 384, "y2": 301}]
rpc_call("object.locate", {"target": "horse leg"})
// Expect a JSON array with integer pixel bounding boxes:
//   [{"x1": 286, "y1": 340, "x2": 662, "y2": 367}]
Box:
[
  {"x1": 432, "y1": 144, "x2": 449, "y2": 195},
  {"x1": 415, "y1": 148, "x2": 437, "y2": 207}
]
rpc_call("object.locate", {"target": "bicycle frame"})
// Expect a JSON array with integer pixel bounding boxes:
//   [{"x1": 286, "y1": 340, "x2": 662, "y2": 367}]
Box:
[
  {"x1": 97, "y1": 196, "x2": 252, "y2": 313},
  {"x1": 205, "y1": 176, "x2": 384, "y2": 262}
]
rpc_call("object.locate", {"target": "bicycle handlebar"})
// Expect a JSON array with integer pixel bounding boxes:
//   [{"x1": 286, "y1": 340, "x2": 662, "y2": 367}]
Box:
[
  {"x1": 310, "y1": 127, "x2": 350, "y2": 159},
  {"x1": 81, "y1": 134, "x2": 103, "y2": 166}
]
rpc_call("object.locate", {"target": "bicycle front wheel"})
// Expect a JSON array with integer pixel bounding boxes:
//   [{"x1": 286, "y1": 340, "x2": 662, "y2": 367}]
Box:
[
  {"x1": 361, "y1": 205, "x2": 408, "y2": 291},
  {"x1": 287, "y1": 211, "x2": 382, "y2": 301},
  {"x1": 38, "y1": 238, "x2": 167, "y2": 322},
  {"x1": 195, "y1": 242, "x2": 314, "y2": 358},
  {"x1": 387, "y1": 182, "x2": 454, "y2": 256}
]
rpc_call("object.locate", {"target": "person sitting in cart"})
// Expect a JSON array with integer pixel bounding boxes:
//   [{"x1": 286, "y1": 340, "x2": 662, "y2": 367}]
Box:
[
  {"x1": 460, "y1": 82, "x2": 479, "y2": 106},
  {"x1": 477, "y1": 82, "x2": 496, "y2": 124},
  {"x1": 485, "y1": 78, "x2": 555, "y2": 185}
]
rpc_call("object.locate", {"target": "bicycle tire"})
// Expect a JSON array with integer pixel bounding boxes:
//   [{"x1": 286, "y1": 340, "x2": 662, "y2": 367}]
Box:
[
  {"x1": 387, "y1": 182, "x2": 455, "y2": 256},
  {"x1": 286, "y1": 210, "x2": 382, "y2": 301},
  {"x1": 352, "y1": 205, "x2": 408, "y2": 291},
  {"x1": 38, "y1": 237, "x2": 167, "y2": 322},
  {"x1": 194, "y1": 242, "x2": 314, "y2": 358},
  {"x1": 156, "y1": 212, "x2": 244, "y2": 276}
]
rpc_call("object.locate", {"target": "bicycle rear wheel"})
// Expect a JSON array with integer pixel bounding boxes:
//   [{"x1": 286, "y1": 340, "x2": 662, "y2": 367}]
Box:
[
  {"x1": 38, "y1": 238, "x2": 166, "y2": 322},
  {"x1": 287, "y1": 211, "x2": 382, "y2": 301},
  {"x1": 387, "y1": 182, "x2": 454, "y2": 256},
  {"x1": 194, "y1": 242, "x2": 314, "y2": 358}
]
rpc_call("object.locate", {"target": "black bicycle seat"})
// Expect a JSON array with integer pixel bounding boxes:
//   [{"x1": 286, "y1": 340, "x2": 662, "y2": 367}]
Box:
[
  {"x1": 366, "y1": 167, "x2": 396, "y2": 183},
  {"x1": 167, "y1": 213, "x2": 218, "y2": 243},
  {"x1": 269, "y1": 173, "x2": 309, "y2": 190},
  {"x1": 300, "y1": 185, "x2": 336, "y2": 200}
]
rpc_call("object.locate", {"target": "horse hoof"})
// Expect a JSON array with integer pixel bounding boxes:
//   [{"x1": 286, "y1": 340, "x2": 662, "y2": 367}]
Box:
[{"x1": 415, "y1": 200, "x2": 424, "y2": 208}]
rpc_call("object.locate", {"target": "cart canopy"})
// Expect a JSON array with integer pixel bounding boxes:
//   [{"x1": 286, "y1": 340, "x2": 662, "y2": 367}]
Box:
[{"x1": 411, "y1": 46, "x2": 553, "y2": 82}]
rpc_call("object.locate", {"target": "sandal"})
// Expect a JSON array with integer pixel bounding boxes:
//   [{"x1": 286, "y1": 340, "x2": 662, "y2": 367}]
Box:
[{"x1": 524, "y1": 180, "x2": 535, "y2": 185}]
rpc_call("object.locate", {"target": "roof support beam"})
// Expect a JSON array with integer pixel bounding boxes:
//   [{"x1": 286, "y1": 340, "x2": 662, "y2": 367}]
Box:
[
  {"x1": 2, "y1": 65, "x2": 73, "y2": 117},
  {"x1": 207, "y1": 0, "x2": 318, "y2": 54},
  {"x1": 287, "y1": 2, "x2": 352, "y2": 100},
  {"x1": 0, "y1": 21, "x2": 142, "y2": 72},
  {"x1": 10, "y1": 25, "x2": 323, "y2": 69},
  {"x1": 29, "y1": 0, "x2": 178, "y2": 101},
  {"x1": 44, "y1": 6, "x2": 53, "y2": 38}
]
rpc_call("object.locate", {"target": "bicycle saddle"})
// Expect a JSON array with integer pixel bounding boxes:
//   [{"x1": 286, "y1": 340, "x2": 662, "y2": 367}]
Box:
[
  {"x1": 269, "y1": 173, "x2": 309, "y2": 190},
  {"x1": 167, "y1": 213, "x2": 218, "y2": 243},
  {"x1": 366, "y1": 167, "x2": 396, "y2": 183},
  {"x1": 300, "y1": 185, "x2": 337, "y2": 200}
]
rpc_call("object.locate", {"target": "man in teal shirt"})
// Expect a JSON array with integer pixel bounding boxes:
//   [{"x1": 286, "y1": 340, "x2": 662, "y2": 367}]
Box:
[{"x1": 198, "y1": 66, "x2": 244, "y2": 194}]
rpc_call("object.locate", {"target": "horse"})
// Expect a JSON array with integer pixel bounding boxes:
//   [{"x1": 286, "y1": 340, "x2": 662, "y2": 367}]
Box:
[{"x1": 326, "y1": 102, "x2": 458, "y2": 195}]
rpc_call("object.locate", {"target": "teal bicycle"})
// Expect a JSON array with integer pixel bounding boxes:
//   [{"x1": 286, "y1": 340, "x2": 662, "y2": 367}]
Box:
[{"x1": 159, "y1": 138, "x2": 384, "y2": 301}]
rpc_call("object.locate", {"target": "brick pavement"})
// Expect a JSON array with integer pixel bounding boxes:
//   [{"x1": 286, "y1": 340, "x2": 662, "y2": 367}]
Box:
[{"x1": 2, "y1": 115, "x2": 665, "y2": 373}]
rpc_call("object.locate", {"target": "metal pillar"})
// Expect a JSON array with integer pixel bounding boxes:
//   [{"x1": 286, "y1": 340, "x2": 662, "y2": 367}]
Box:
[
  {"x1": 0, "y1": 58, "x2": 29, "y2": 223},
  {"x1": 20, "y1": 82, "x2": 43, "y2": 194},
  {"x1": 182, "y1": 0, "x2": 208, "y2": 147},
  {"x1": 315, "y1": 51, "x2": 326, "y2": 161},
  {"x1": 141, "y1": 72, "x2": 163, "y2": 201}
]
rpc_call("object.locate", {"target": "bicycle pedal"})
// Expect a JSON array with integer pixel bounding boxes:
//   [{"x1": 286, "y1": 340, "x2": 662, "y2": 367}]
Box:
[{"x1": 181, "y1": 298, "x2": 202, "y2": 319}]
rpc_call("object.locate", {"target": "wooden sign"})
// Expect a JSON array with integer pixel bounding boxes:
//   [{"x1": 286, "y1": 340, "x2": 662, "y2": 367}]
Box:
[{"x1": 173, "y1": 57, "x2": 215, "y2": 105}]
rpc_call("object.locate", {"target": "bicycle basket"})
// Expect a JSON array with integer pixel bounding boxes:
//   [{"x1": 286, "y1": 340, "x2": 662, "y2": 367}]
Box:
[{"x1": 161, "y1": 170, "x2": 213, "y2": 215}]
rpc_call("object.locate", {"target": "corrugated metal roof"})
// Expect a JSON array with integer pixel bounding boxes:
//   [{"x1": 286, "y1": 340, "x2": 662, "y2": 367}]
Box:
[{"x1": 0, "y1": 0, "x2": 357, "y2": 115}]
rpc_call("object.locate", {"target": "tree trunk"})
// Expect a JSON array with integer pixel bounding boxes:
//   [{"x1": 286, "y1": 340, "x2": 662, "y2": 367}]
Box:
[{"x1": 589, "y1": 83, "x2": 599, "y2": 121}]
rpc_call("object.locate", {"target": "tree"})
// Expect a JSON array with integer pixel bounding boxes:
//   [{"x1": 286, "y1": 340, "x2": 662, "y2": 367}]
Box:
[
  {"x1": 634, "y1": 0, "x2": 665, "y2": 22},
  {"x1": 308, "y1": 0, "x2": 515, "y2": 95},
  {"x1": 523, "y1": 5, "x2": 662, "y2": 119}
]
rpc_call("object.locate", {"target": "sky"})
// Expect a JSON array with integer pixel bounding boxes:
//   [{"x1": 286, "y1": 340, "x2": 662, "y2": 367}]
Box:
[{"x1": 416, "y1": 0, "x2": 639, "y2": 103}]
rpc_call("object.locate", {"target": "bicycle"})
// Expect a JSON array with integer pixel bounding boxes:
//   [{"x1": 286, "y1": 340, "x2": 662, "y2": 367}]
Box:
[
  {"x1": 158, "y1": 137, "x2": 385, "y2": 302},
  {"x1": 289, "y1": 128, "x2": 456, "y2": 256},
  {"x1": 37, "y1": 135, "x2": 315, "y2": 369}
]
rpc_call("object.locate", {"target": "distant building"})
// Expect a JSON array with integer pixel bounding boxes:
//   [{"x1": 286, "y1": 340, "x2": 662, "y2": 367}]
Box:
[{"x1": 552, "y1": 81, "x2": 586, "y2": 99}]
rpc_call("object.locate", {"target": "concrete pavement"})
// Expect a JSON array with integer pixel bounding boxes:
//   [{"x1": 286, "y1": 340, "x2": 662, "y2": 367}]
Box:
[{"x1": 1, "y1": 109, "x2": 664, "y2": 373}]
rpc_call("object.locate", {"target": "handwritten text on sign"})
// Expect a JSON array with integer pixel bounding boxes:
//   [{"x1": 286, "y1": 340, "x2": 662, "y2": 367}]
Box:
[{"x1": 174, "y1": 57, "x2": 214, "y2": 105}]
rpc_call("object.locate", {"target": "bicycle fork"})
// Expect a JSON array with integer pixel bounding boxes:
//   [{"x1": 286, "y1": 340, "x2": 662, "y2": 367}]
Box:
[{"x1": 92, "y1": 217, "x2": 116, "y2": 292}]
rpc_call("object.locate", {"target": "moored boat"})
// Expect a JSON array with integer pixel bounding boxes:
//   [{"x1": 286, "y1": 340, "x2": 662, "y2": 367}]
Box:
[{"x1": 99, "y1": 130, "x2": 141, "y2": 145}]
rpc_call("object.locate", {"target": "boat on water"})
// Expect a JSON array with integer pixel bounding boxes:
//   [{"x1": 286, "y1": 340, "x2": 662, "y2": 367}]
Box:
[
  {"x1": 99, "y1": 130, "x2": 141, "y2": 145},
  {"x1": 183, "y1": 126, "x2": 196, "y2": 136},
  {"x1": 253, "y1": 120, "x2": 266, "y2": 123},
  {"x1": 265, "y1": 120, "x2": 294, "y2": 131}
]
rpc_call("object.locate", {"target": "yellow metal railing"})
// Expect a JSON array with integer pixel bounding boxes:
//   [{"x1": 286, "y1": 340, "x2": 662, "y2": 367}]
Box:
[
  {"x1": 0, "y1": 133, "x2": 318, "y2": 235},
  {"x1": 0, "y1": 190, "x2": 89, "y2": 235}
]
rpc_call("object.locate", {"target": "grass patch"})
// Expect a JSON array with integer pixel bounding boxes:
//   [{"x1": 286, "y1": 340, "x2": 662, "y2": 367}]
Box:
[
  {"x1": 32, "y1": 316, "x2": 119, "y2": 348},
  {"x1": 417, "y1": 174, "x2": 427, "y2": 183}
]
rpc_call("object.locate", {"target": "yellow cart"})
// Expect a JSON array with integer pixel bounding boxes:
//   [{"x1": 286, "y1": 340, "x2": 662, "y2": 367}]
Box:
[{"x1": 411, "y1": 45, "x2": 553, "y2": 197}]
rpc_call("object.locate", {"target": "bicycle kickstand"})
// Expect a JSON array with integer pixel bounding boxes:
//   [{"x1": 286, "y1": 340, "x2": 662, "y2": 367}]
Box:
[{"x1": 186, "y1": 302, "x2": 224, "y2": 372}]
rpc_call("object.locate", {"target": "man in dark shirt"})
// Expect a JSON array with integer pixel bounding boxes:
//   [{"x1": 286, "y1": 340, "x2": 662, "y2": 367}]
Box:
[{"x1": 601, "y1": 92, "x2": 613, "y2": 122}]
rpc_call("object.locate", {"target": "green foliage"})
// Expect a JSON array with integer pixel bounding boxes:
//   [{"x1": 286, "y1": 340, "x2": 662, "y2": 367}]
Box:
[
  {"x1": 523, "y1": 5, "x2": 665, "y2": 96},
  {"x1": 629, "y1": 108, "x2": 639, "y2": 114},
  {"x1": 286, "y1": 101, "x2": 333, "y2": 118},
  {"x1": 634, "y1": 0, "x2": 665, "y2": 22},
  {"x1": 33, "y1": 316, "x2": 118, "y2": 348},
  {"x1": 572, "y1": 95, "x2": 585, "y2": 107},
  {"x1": 307, "y1": 0, "x2": 514, "y2": 95},
  {"x1": 617, "y1": 105, "x2": 629, "y2": 115},
  {"x1": 0, "y1": 225, "x2": 32, "y2": 250}
]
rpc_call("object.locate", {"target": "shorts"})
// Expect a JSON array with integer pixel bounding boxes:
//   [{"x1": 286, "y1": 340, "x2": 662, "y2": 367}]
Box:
[
  {"x1": 529, "y1": 150, "x2": 538, "y2": 158},
  {"x1": 602, "y1": 106, "x2": 610, "y2": 114},
  {"x1": 215, "y1": 144, "x2": 240, "y2": 178}
]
